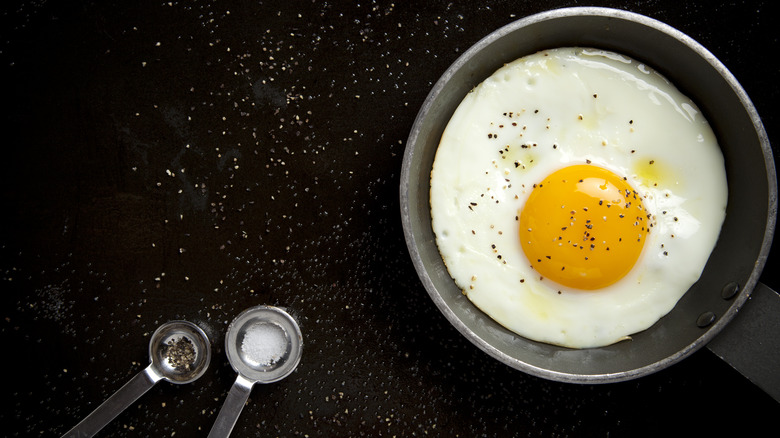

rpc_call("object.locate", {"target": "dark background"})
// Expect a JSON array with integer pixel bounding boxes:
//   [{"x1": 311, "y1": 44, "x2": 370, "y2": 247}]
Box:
[{"x1": 2, "y1": 0, "x2": 778, "y2": 436}]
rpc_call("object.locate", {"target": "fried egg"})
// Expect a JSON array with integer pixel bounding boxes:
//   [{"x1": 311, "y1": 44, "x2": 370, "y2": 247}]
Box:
[{"x1": 429, "y1": 47, "x2": 727, "y2": 349}]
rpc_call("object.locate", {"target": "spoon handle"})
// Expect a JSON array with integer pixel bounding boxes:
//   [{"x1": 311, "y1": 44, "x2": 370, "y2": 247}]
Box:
[
  {"x1": 61, "y1": 365, "x2": 162, "y2": 438},
  {"x1": 207, "y1": 374, "x2": 255, "y2": 438}
]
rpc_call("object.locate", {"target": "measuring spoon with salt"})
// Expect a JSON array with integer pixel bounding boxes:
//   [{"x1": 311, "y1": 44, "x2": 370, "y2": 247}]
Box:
[
  {"x1": 61, "y1": 320, "x2": 211, "y2": 438},
  {"x1": 208, "y1": 305, "x2": 303, "y2": 438}
]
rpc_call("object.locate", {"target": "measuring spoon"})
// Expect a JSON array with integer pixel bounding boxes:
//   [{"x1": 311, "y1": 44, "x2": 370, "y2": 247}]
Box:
[
  {"x1": 208, "y1": 305, "x2": 303, "y2": 438},
  {"x1": 61, "y1": 320, "x2": 211, "y2": 438}
]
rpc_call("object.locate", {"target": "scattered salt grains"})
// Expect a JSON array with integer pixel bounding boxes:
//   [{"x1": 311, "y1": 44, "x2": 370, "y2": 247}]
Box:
[{"x1": 241, "y1": 322, "x2": 287, "y2": 366}]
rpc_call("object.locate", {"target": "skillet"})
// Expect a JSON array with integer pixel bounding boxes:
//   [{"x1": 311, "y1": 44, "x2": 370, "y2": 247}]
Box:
[{"x1": 400, "y1": 7, "x2": 777, "y2": 389}]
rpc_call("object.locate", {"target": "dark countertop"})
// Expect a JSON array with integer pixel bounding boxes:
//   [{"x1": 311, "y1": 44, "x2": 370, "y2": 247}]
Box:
[{"x1": 2, "y1": 0, "x2": 778, "y2": 436}]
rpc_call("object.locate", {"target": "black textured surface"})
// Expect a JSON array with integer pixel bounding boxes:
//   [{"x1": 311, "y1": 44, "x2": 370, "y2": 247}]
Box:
[{"x1": 2, "y1": 1, "x2": 778, "y2": 436}]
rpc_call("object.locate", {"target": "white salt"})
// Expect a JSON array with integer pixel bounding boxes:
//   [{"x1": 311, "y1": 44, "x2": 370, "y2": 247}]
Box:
[{"x1": 241, "y1": 322, "x2": 287, "y2": 366}]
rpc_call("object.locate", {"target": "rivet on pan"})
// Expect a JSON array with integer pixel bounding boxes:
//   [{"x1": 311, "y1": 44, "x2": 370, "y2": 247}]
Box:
[
  {"x1": 721, "y1": 281, "x2": 739, "y2": 300},
  {"x1": 696, "y1": 311, "x2": 716, "y2": 328}
]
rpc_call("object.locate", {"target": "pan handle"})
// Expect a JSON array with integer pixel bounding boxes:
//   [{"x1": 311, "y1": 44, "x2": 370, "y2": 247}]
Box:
[{"x1": 707, "y1": 281, "x2": 780, "y2": 401}]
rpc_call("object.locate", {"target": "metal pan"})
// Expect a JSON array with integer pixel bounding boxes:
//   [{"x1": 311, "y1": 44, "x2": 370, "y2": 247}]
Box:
[{"x1": 400, "y1": 7, "x2": 777, "y2": 387}]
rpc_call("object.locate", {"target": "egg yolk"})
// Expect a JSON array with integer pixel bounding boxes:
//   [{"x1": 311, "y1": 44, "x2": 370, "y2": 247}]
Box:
[{"x1": 518, "y1": 165, "x2": 649, "y2": 290}]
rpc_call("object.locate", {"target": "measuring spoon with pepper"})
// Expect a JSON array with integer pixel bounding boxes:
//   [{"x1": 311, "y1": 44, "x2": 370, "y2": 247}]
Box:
[{"x1": 61, "y1": 320, "x2": 211, "y2": 437}]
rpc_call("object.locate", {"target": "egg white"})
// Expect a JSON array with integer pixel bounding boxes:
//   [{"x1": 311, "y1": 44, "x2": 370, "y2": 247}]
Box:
[{"x1": 429, "y1": 47, "x2": 728, "y2": 348}]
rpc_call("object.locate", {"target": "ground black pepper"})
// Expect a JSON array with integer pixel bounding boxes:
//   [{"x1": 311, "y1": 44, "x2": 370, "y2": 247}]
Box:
[{"x1": 165, "y1": 336, "x2": 196, "y2": 371}]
